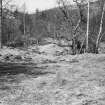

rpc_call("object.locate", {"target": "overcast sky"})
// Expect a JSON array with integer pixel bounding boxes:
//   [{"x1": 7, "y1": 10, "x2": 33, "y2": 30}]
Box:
[
  {"x1": 12, "y1": 0, "x2": 74, "y2": 13},
  {"x1": 11, "y1": 0, "x2": 98, "y2": 13}
]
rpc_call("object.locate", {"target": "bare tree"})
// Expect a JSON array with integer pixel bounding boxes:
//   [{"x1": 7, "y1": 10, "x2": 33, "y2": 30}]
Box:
[
  {"x1": 57, "y1": 0, "x2": 74, "y2": 27},
  {"x1": 95, "y1": 2, "x2": 105, "y2": 53},
  {"x1": 86, "y1": 0, "x2": 90, "y2": 52},
  {"x1": 22, "y1": 3, "x2": 26, "y2": 36},
  {"x1": 57, "y1": 0, "x2": 89, "y2": 54},
  {"x1": 57, "y1": 0, "x2": 82, "y2": 54},
  {"x1": 0, "y1": 0, "x2": 2, "y2": 48}
]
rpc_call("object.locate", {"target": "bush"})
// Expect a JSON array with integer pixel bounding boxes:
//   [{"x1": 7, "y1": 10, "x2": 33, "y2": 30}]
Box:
[{"x1": 6, "y1": 40, "x2": 25, "y2": 48}]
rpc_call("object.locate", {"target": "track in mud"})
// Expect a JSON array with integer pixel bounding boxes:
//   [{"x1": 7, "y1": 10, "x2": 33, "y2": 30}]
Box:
[{"x1": 0, "y1": 62, "x2": 52, "y2": 76}]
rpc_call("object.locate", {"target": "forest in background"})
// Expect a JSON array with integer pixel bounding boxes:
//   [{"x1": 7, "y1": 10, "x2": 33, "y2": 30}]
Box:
[{"x1": 1, "y1": 0, "x2": 105, "y2": 53}]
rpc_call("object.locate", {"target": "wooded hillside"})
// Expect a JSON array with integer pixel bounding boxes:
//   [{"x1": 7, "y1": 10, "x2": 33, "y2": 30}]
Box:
[{"x1": 1, "y1": 0, "x2": 105, "y2": 53}]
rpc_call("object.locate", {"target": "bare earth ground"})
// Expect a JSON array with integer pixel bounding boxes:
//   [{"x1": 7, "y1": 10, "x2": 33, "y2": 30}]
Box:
[{"x1": 0, "y1": 45, "x2": 105, "y2": 105}]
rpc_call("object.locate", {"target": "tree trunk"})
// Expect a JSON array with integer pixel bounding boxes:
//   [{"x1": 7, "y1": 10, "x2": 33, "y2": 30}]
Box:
[
  {"x1": 86, "y1": 0, "x2": 90, "y2": 52},
  {"x1": 95, "y1": 3, "x2": 105, "y2": 53},
  {"x1": 0, "y1": 0, "x2": 2, "y2": 48}
]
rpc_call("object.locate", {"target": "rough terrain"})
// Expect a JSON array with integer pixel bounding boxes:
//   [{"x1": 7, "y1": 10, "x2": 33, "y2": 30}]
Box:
[{"x1": 0, "y1": 44, "x2": 105, "y2": 105}]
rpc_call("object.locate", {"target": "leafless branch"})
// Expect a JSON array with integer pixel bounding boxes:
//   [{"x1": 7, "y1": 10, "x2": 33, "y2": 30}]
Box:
[
  {"x1": 57, "y1": 0, "x2": 73, "y2": 26},
  {"x1": 3, "y1": 0, "x2": 12, "y2": 8},
  {"x1": 96, "y1": 3, "x2": 105, "y2": 50}
]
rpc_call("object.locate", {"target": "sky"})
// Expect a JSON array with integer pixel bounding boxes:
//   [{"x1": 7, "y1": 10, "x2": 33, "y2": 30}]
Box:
[{"x1": 12, "y1": 0, "x2": 74, "y2": 13}]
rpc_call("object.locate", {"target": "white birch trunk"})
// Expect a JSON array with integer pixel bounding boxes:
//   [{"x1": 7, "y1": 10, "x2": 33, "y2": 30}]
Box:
[
  {"x1": 96, "y1": 3, "x2": 105, "y2": 52},
  {"x1": 23, "y1": 3, "x2": 26, "y2": 36},
  {"x1": 86, "y1": 0, "x2": 90, "y2": 52}
]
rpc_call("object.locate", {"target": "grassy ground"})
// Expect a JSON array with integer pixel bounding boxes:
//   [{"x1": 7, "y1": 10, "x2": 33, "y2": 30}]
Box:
[{"x1": 0, "y1": 53, "x2": 105, "y2": 105}]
